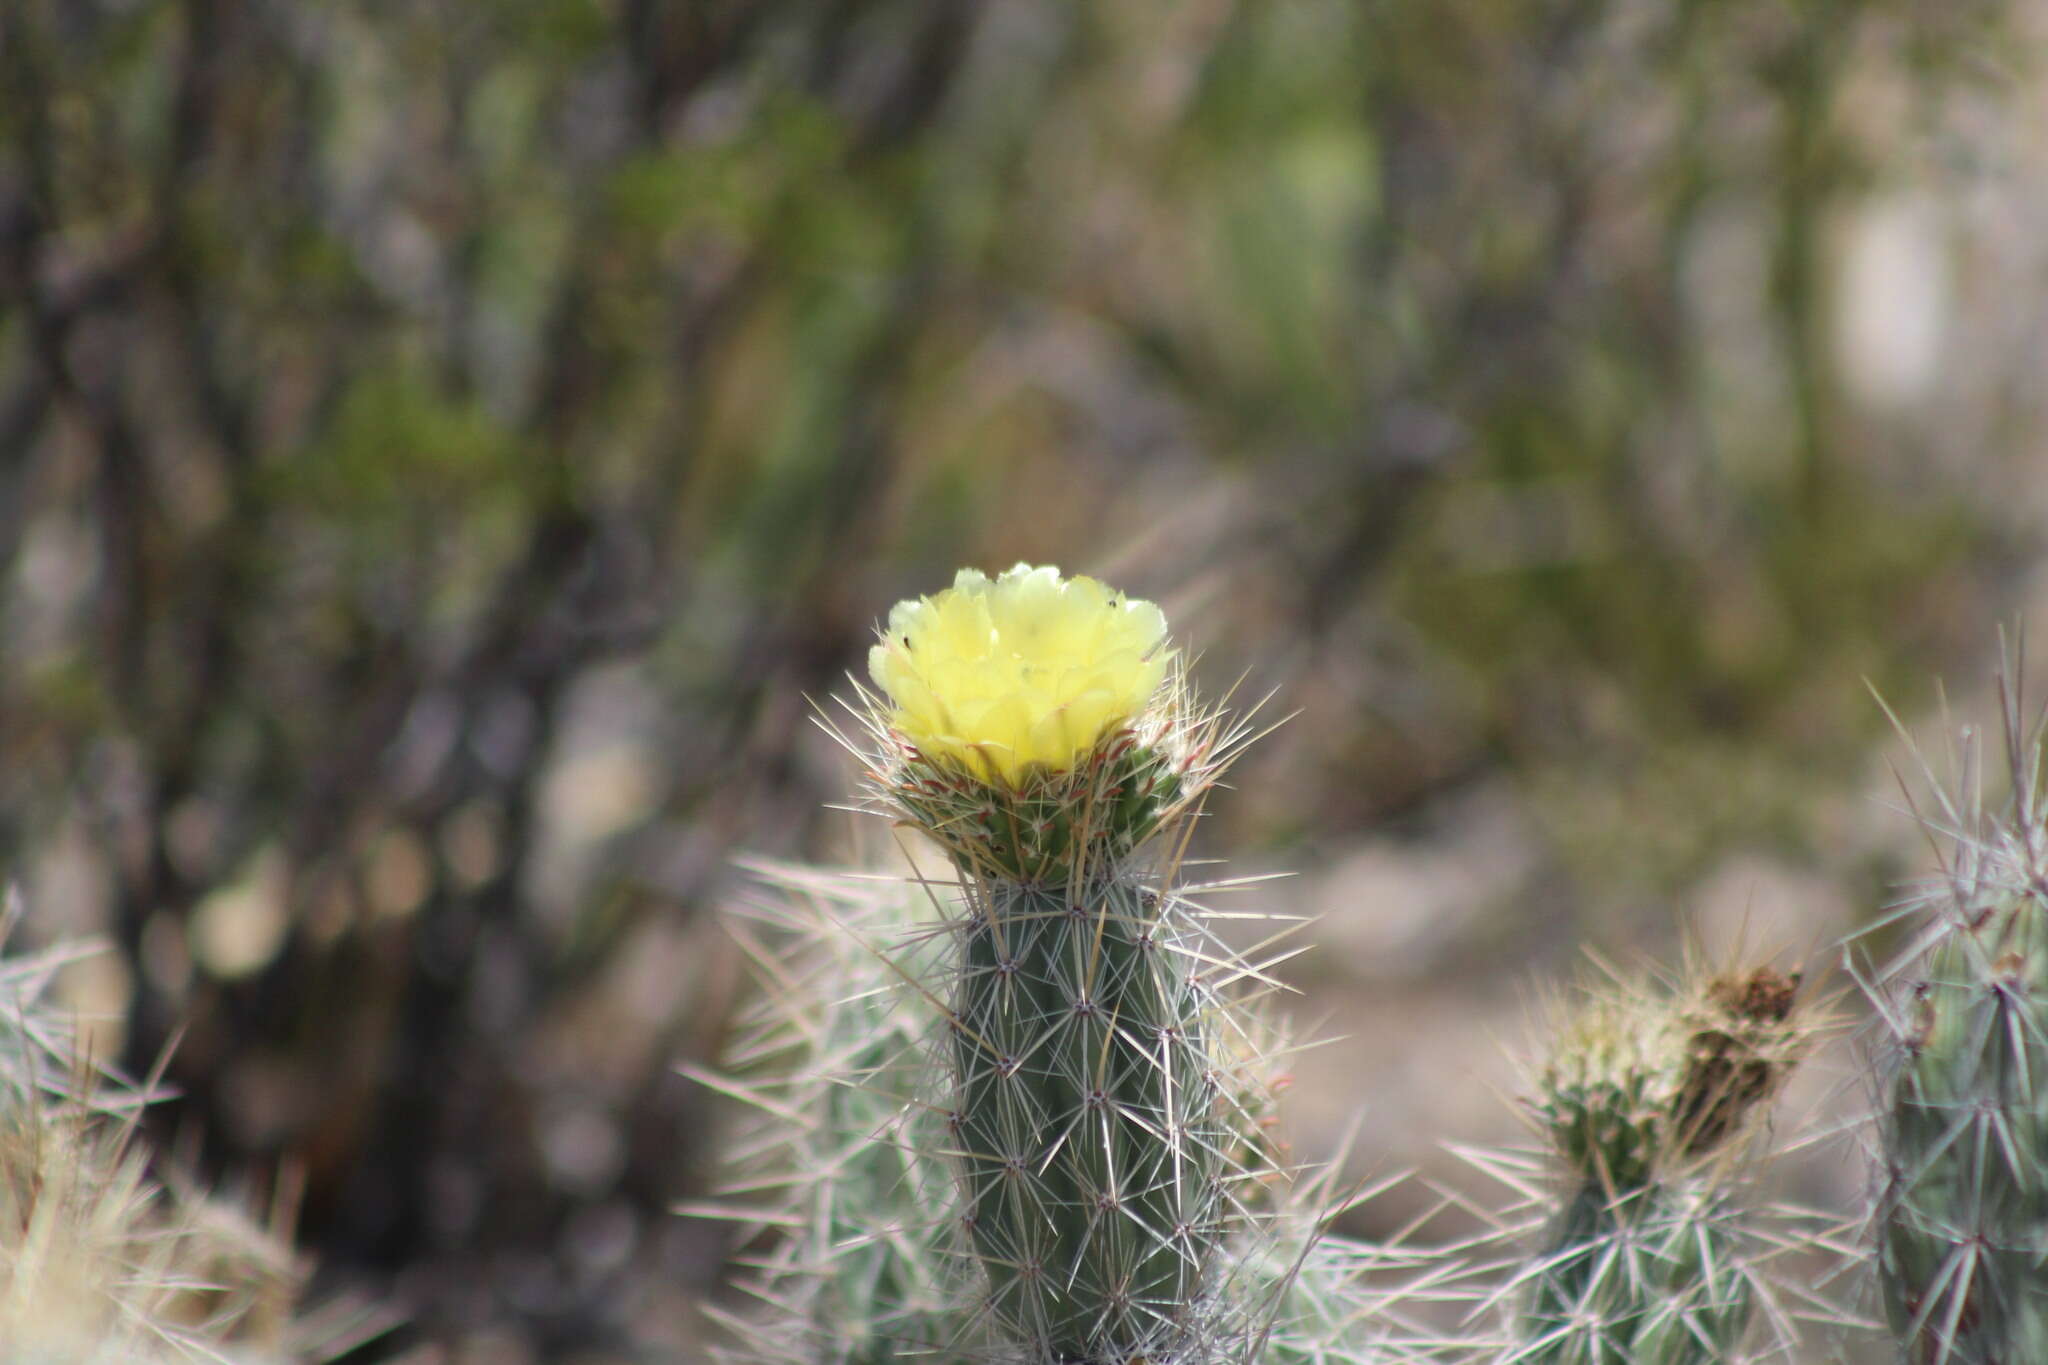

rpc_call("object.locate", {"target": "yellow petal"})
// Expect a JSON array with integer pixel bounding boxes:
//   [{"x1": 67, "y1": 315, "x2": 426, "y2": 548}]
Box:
[{"x1": 867, "y1": 565, "x2": 1173, "y2": 782}]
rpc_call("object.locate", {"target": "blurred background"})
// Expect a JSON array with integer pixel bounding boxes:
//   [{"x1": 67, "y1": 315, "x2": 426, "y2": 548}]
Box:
[{"x1": 4, "y1": 0, "x2": 2047, "y2": 1359}]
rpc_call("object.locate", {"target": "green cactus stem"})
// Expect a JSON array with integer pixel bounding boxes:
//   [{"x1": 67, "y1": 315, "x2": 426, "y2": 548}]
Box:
[
  {"x1": 698, "y1": 860, "x2": 1469, "y2": 1365},
  {"x1": 1517, "y1": 1180, "x2": 1754, "y2": 1365},
  {"x1": 948, "y1": 875, "x2": 1227, "y2": 1362},
  {"x1": 1872, "y1": 671, "x2": 2048, "y2": 1365},
  {"x1": 1879, "y1": 893, "x2": 2048, "y2": 1363}
]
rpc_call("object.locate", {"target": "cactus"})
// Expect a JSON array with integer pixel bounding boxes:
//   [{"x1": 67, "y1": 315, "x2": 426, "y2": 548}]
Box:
[
  {"x1": 698, "y1": 857, "x2": 1468, "y2": 1365},
  {"x1": 1472, "y1": 960, "x2": 1816, "y2": 1365},
  {"x1": 690, "y1": 860, "x2": 982, "y2": 1365},
  {"x1": 851, "y1": 564, "x2": 1250, "y2": 1363},
  {"x1": 1870, "y1": 669, "x2": 2048, "y2": 1364},
  {"x1": 697, "y1": 564, "x2": 1480, "y2": 1364},
  {"x1": 941, "y1": 873, "x2": 1229, "y2": 1357},
  {"x1": 0, "y1": 888, "x2": 324, "y2": 1364},
  {"x1": 695, "y1": 563, "x2": 1880, "y2": 1365}
]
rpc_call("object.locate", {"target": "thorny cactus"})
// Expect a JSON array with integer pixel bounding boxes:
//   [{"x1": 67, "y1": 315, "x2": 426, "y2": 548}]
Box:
[
  {"x1": 852, "y1": 565, "x2": 1250, "y2": 1362},
  {"x1": 698, "y1": 565, "x2": 1471, "y2": 1365},
  {"x1": 1478, "y1": 959, "x2": 1817, "y2": 1365},
  {"x1": 1869, "y1": 670, "x2": 2048, "y2": 1364},
  {"x1": 0, "y1": 889, "x2": 330, "y2": 1364},
  {"x1": 694, "y1": 563, "x2": 1891, "y2": 1365},
  {"x1": 697, "y1": 860, "x2": 1463, "y2": 1365},
  {"x1": 689, "y1": 861, "x2": 978, "y2": 1365}
]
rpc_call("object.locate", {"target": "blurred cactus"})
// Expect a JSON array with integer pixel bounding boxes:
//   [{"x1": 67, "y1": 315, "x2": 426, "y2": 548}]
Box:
[
  {"x1": 1535, "y1": 966, "x2": 1805, "y2": 1195},
  {"x1": 689, "y1": 860, "x2": 975, "y2": 1365},
  {"x1": 1870, "y1": 668, "x2": 2048, "y2": 1364},
  {"x1": 0, "y1": 890, "x2": 312, "y2": 1363},
  {"x1": 1480, "y1": 960, "x2": 1817, "y2": 1365}
]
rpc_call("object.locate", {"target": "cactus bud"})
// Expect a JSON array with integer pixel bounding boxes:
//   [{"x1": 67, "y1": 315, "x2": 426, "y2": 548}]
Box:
[{"x1": 1514, "y1": 959, "x2": 1812, "y2": 1365}]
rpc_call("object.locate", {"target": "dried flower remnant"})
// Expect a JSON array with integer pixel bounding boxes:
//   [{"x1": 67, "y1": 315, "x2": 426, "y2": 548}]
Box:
[{"x1": 1670, "y1": 967, "x2": 1803, "y2": 1160}]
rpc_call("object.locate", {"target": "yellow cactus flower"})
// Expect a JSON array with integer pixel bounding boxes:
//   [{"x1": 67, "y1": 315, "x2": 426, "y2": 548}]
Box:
[{"x1": 868, "y1": 564, "x2": 1173, "y2": 787}]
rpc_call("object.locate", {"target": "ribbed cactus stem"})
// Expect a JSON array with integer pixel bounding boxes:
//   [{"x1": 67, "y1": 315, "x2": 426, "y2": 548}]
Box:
[
  {"x1": 1868, "y1": 668, "x2": 2048, "y2": 1365},
  {"x1": 1519, "y1": 1180, "x2": 1752, "y2": 1365},
  {"x1": 951, "y1": 874, "x2": 1225, "y2": 1362},
  {"x1": 1879, "y1": 891, "x2": 2048, "y2": 1363}
]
